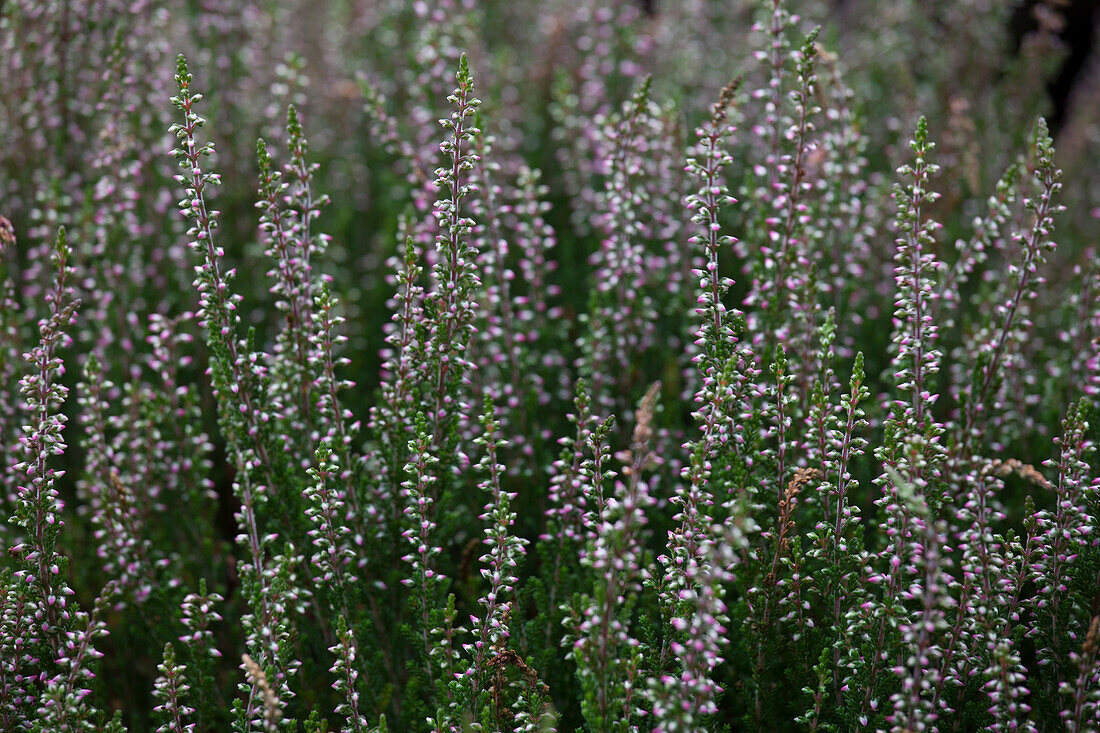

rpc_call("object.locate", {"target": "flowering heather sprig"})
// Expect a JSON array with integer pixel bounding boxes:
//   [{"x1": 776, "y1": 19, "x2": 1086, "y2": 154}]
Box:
[
  {"x1": 848, "y1": 122, "x2": 949, "y2": 721},
  {"x1": 401, "y1": 412, "x2": 442, "y2": 596},
  {"x1": 1031, "y1": 399, "x2": 1094, "y2": 681},
  {"x1": 0, "y1": 572, "x2": 38, "y2": 730},
  {"x1": 283, "y1": 104, "x2": 331, "y2": 261},
  {"x1": 482, "y1": 163, "x2": 568, "y2": 452},
  {"x1": 508, "y1": 165, "x2": 561, "y2": 336},
  {"x1": 855, "y1": 460, "x2": 909, "y2": 721},
  {"x1": 658, "y1": 359, "x2": 756, "y2": 727},
  {"x1": 11, "y1": 226, "x2": 79, "y2": 658},
  {"x1": 572, "y1": 411, "x2": 617, "y2": 566},
  {"x1": 0, "y1": 219, "x2": 21, "y2": 527},
  {"x1": 963, "y1": 473, "x2": 1050, "y2": 730},
  {"x1": 764, "y1": 27, "x2": 823, "y2": 404},
  {"x1": 955, "y1": 465, "x2": 1035, "y2": 630},
  {"x1": 571, "y1": 384, "x2": 659, "y2": 731},
  {"x1": 860, "y1": 476, "x2": 922, "y2": 720},
  {"x1": 887, "y1": 487, "x2": 951, "y2": 732},
  {"x1": 77, "y1": 355, "x2": 153, "y2": 602},
  {"x1": 754, "y1": 0, "x2": 798, "y2": 187},
  {"x1": 983, "y1": 637, "x2": 1036, "y2": 732},
  {"x1": 938, "y1": 463, "x2": 1010, "y2": 720},
  {"x1": 808, "y1": 348, "x2": 869, "y2": 702},
  {"x1": 144, "y1": 313, "x2": 216, "y2": 558},
  {"x1": 173, "y1": 59, "x2": 307, "y2": 728},
  {"x1": 684, "y1": 78, "x2": 741, "y2": 373},
  {"x1": 465, "y1": 398, "x2": 528, "y2": 716},
  {"x1": 153, "y1": 643, "x2": 196, "y2": 733},
  {"x1": 814, "y1": 48, "x2": 875, "y2": 331},
  {"x1": 651, "y1": 87, "x2": 747, "y2": 722},
  {"x1": 467, "y1": 125, "x2": 532, "y2": 456},
  {"x1": 544, "y1": 381, "x2": 597, "y2": 548},
  {"x1": 35, "y1": 579, "x2": 121, "y2": 730},
  {"x1": 530, "y1": 380, "x2": 599, "y2": 686},
  {"x1": 937, "y1": 161, "x2": 1021, "y2": 331},
  {"x1": 400, "y1": 413, "x2": 463, "y2": 725},
  {"x1": 740, "y1": 6, "x2": 820, "y2": 351},
  {"x1": 982, "y1": 497, "x2": 1045, "y2": 716},
  {"x1": 425, "y1": 52, "x2": 482, "y2": 452},
  {"x1": 855, "y1": 468, "x2": 917, "y2": 728},
  {"x1": 1062, "y1": 615, "x2": 1100, "y2": 731},
  {"x1": 171, "y1": 54, "x2": 286, "y2": 499},
  {"x1": 303, "y1": 443, "x2": 357, "y2": 597},
  {"x1": 659, "y1": 358, "x2": 741, "y2": 622},
  {"x1": 256, "y1": 134, "x2": 314, "y2": 434},
  {"x1": 360, "y1": 0, "x2": 477, "y2": 209},
  {"x1": 179, "y1": 582, "x2": 224, "y2": 660},
  {"x1": 170, "y1": 54, "x2": 233, "y2": 348},
  {"x1": 559, "y1": 408, "x2": 613, "y2": 711},
  {"x1": 235, "y1": 541, "x2": 306, "y2": 732},
  {"x1": 371, "y1": 235, "x2": 425, "y2": 480},
  {"x1": 262, "y1": 104, "x2": 333, "y2": 441},
  {"x1": 649, "y1": 535, "x2": 732, "y2": 731},
  {"x1": 549, "y1": 0, "x2": 648, "y2": 234},
  {"x1": 178, "y1": 580, "x2": 223, "y2": 726},
  {"x1": 581, "y1": 78, "x2": 659, "y2": 413},
  {"x1": 882, "y1": 116, "x2": 946, "y2": 491},
  {"x1": 965, "y1": 119, "x2": 1063, "y2": 453},
  {"x1": 309, "y1": 282, "x2": 362, "y2": 524},
  {"x1": 329, "y1": 615, "x2": 368, "y2": 733},
  {"x1": 1055, "y1": 254, "x2": 1100, "y2": 402}
]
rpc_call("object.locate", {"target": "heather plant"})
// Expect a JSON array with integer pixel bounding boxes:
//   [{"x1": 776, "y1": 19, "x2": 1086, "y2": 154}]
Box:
[{"x1": 2, "y1": 0, "x2": 1100, "y2": 731}]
